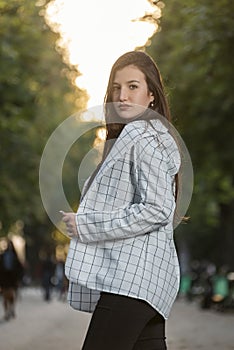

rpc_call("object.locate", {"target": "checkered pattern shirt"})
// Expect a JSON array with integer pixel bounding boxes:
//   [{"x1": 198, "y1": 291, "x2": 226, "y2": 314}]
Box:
[{"x1": 65, "y1": 119, "x2": 181, "y2": 319}]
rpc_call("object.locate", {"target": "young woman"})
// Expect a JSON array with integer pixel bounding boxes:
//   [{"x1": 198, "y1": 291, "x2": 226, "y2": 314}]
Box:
[{"x1": 61, "y1": 51, "x2": 181, "y2": 349}]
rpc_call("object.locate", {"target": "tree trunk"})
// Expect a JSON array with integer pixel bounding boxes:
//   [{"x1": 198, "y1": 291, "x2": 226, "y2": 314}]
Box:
[{"x1": 219, "y1": 201, "x2": 234, "y2": 270}]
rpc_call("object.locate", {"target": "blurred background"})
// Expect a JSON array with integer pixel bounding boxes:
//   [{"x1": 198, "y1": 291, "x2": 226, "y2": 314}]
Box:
[{"x1": 0, "y1": 0, "x2": 233, "y2": 342}]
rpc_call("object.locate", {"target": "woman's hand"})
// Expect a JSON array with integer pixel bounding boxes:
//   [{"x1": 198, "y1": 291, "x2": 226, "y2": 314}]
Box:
[{"x1": 60, "y1": 211, "x2": 79, "y2": 238}]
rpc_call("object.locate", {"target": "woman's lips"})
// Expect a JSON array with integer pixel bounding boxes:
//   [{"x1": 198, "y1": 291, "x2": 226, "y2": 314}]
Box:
[{"x1": 118, "y1": 104, "x2": 132, "y2": 111}]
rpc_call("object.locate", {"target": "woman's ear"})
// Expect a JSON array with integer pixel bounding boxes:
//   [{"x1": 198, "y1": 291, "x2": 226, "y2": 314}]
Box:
[{"x1": 149, "y1": 92, "x2": 154, "y2": 103}]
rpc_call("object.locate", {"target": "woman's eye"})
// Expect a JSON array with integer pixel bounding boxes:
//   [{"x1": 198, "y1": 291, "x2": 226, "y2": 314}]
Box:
[
  {"x1": 112, "y1": 85, "x2": 120, "y2": 91},
  {"x1": 129, "y1": 84, "x2": 138, "y2": 90}
]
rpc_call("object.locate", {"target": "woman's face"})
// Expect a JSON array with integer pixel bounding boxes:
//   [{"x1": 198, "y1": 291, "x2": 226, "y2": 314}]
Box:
[{"x1": 111, "y1": 65, "x2": 154, "y2": 120}]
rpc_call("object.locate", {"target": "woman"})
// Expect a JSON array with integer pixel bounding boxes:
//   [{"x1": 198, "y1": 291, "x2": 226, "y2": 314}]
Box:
[
  {"x1": 61, "y1": 51, "x2": 181, "y2": 349},
  {"x1": 0, "y1": 239, "x2": 23, "y2": 320}
]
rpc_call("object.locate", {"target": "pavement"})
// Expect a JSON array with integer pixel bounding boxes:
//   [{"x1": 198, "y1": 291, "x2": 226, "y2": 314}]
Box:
[{"x1": 0, "y1": 288, "x2": 233, "y2": 350}]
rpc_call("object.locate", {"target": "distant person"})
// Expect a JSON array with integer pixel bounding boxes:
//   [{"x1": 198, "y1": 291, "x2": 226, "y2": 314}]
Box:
[
  {"x1": 54, "y1": 259, "x2": 68, "y2": 301},
  {"x1": 0, "y1": 239, "x2": 23, "y2": 320},
  {"x1": 41, "y1": 252, "x2": 55, "y2": 301},
  {"x1": 212, "y1": 265, "x2": 230, "y2": 310},
  {"x1": 61, "y1": 51, "x2": 183, "y2": 349}
]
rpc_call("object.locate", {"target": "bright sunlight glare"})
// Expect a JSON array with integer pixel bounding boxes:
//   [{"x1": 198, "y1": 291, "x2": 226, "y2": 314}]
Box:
[{"x1": 46, "y1": 0, "x2": 161, "y2": 109}]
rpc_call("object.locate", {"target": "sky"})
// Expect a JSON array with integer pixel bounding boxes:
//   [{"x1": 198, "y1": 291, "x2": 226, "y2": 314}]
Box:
[{"x1": 46, "y1": 0, "x2": 161, "y2": 109}]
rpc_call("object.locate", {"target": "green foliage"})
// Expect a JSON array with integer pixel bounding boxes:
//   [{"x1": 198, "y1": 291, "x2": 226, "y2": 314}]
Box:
[
  {"x1": 0, "y1": 0, "x2": 89, "y2": 240},
  {"x1": 147, "y1": 0, "x2": 234, "y2": 267}
]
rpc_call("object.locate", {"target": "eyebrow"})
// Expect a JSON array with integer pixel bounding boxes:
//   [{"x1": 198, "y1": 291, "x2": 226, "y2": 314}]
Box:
[{"x1": 113, "y1": 80, "x2": 140, "y2": 85}]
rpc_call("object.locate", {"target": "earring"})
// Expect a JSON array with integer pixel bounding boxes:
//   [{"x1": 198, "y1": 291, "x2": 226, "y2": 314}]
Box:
[{"x1": 150, "y1": 101, "x2": 155, "y2": 108}]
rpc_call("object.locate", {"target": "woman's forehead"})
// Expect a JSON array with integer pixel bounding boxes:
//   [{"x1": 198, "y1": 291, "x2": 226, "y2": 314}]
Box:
[{"x1": 113, "y1": 65, "x2": 146, "y2": 82}]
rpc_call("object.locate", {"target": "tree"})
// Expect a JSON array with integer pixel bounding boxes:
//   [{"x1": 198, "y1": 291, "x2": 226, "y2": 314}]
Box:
[
  {"x1": 0, "y1": 0, "x2": 90, "y2": 263},
  {"x1": 147, "y1": 0, "x2": 234, "y2": 268}
]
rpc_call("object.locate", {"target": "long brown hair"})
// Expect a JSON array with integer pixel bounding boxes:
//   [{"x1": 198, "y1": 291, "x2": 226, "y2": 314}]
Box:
[
  {"x1": 104, "y1": 51, "x2": 171, "y2": 140},
  {"x1": 102, "y1": 51, "x2": 180, "y2": 203}
]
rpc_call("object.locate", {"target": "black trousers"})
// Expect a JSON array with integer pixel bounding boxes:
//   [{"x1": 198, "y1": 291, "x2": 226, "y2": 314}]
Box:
[{"x1": 82, "y1": 292, "x2": 167, "y2": 350}]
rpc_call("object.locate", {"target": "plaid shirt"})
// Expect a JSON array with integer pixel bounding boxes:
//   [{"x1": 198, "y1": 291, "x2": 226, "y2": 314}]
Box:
[{"x1": 65, "y1": 119, "x2": 181, "y2": 319}]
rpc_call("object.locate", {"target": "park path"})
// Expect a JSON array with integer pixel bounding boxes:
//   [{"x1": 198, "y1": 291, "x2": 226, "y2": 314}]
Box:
[{"x1": 0, "y1": 288, "x2": 233, "y2": 350}]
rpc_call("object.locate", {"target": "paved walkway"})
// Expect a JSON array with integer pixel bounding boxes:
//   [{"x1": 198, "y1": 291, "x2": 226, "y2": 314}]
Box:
[
  {"x1": 0, "y1": 288, "x2": 233, "y2": 349},
  {"x1": 167, "y1": 298, "x2": 234, "y2": 349}
]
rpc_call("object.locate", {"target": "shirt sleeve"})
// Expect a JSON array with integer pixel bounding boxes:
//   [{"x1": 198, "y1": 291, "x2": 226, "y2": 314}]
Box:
[{"x1": 76, "y1": 134, "x2": 180, "y2": 243}]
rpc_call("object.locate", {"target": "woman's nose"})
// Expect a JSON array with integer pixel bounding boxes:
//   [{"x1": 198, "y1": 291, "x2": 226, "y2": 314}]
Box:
[{"x1": 119, "y1": 87, "x2": 128, "y2": 102}]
